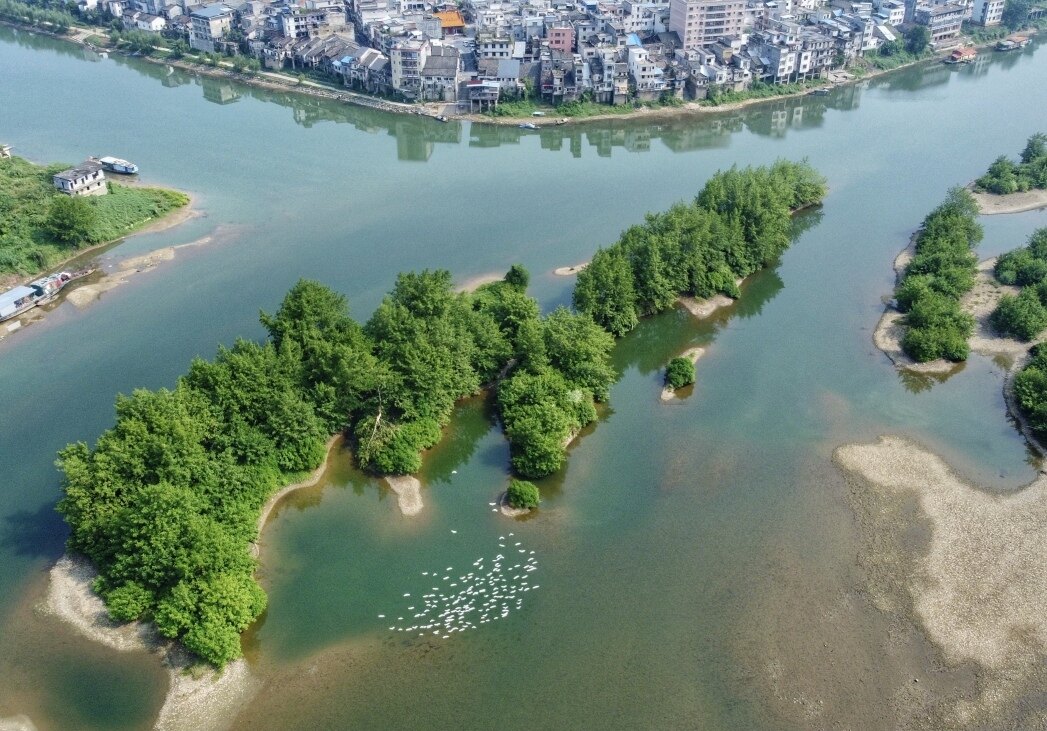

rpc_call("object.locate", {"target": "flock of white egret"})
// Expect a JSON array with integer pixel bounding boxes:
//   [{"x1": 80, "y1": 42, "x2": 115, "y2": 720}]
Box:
[{"x1": 379, "y1": 532, "x2": 539, "y2": 639}]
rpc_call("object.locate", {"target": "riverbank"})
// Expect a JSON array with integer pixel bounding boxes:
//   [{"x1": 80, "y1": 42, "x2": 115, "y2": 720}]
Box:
[
  {"x1": 6, "y1": 19, "x2": 1030, "y2": 129},
  {"x1": 972, "y1": 187, "x2": 1047, "y2": 215},
  {"x1": 835, "y1": 435, "x2": 1047, "y2": 724},
  {"x1": 660, "y1": 346, "x2": 705, "y2": 401}
]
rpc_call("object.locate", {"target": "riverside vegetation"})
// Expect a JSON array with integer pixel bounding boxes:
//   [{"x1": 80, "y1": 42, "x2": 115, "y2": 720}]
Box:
[
  {"x1": 56, "y1": 160, "x2": 825, "y2": 668},
  {"x1": 665, "y1": 357, "x2": 696, "y2": 390},
  {"x1": 991, "y1": 228, "x2": 1047, "y2": 340},
  {"x1": 975, "y1": 132, "x2": 1047, "y2": 195},
  {"x1": 0, "y1": 154, "x2": 188, "y2": 277},
  {"x1": 890, "y1": 188, "x2": 983, "y2": 362}
]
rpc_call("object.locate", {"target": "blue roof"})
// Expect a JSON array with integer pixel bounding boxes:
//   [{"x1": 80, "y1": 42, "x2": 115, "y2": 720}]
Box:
[
  {"x1": 627, "y1": 33, "x2": 642, "y2": 46},
  {"x1": 0, "y1": 286, "x2": 37, "y2": 309},
  {"x1": 192, "y1": 4, "x2": 230, "y2": 19}
]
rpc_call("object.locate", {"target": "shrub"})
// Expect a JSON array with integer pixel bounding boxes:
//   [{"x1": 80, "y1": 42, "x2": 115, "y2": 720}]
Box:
[
  {"x1": 991, "y1": 289, "x2": 1047, "y2": 341},
  {"x1": 506, "y1": 479, "x2": 540, "y2": 509},
  {"x1": 665, "y1": 357, "x2": 695, "y2": 390}
]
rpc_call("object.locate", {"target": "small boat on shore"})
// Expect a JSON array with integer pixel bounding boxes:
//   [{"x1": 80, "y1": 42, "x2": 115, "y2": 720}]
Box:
[
  {"x1": 0, "y1": 272, "x2": 74, "y2": 323},
  {"x1": 808, "y1": 88, "x2": 830, "y2": 96},
  {"x1": 518, "y1": 122, "x2": 537, "y2": 130},
  {"x1": 95, "y1": 156, "x2": 139, "y2": 174},
  {"x1": 996, "y1": 35, "x2": 1030, "y2": 51},
  {"x1": 944, "y1": 47, "x2": 977, "y2": 64}
]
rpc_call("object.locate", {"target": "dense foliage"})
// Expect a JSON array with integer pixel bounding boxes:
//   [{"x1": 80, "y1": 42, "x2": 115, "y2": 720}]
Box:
[
  {"x1": 506, "y1": 479, "x2": 540, "y2": 509},
  {"x1": 1013, "y1": 344, "x2": 1047, "y2": 441},
  {"x1": 665, "y1": 357, "x2": 695, "y2": 390},
  {"x1": 0, "y1": 0, "x2": 75, "y2": 32},
  {"x1": 893, "y1": 188, "x2": 981, "y2": 362},
  {"x1": 975, "y1": 133, "x2": 1047, "y2": 195},
  {"x1": 573, "y1": 160, "x2": 827, "y2": 336},
  {"x1": 0, "y1": 155, "x2": 188, "y2": 276},
  {"x1": 990, "y1": 228, "x2": 1047, "y2": 341}
]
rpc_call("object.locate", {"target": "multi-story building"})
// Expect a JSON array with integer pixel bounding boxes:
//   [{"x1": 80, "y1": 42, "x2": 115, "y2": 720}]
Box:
[
  {"x1": 668, "y1": 0, "x2": 746, "y2": 49},
  {"x1": 390, "y1": 39, "x2": 429, "y2": 97},
  {"x1": 547, "y1": 23, "x2": 575, "y2": 53},
  {"x1": 189, "y1": 3, "x2": 233, "y2": 53},
  {"x1": 914, "y1": 2, "x2": 965, "y2": 45},
  {"x1": 970, "y1": 0, "x2": 1004, "y2": 25}
]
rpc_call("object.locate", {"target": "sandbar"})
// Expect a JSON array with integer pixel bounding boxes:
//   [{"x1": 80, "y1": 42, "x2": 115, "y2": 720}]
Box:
[
  {"x1": 836, "y1": 435, "x2": 1047, "y2": 723},
  {"x1": 0, "y1": 715, "x2": 37, "y2": 731},
  {"x1": 553, "y1": 262, "x2": 589, "y2": 276},
  {"x1": 455, "y1": 272, "x2": 503, "y2": 294},
  {"x1": 971, "y1": 188, "x2": 1047, "y2": 216},
  {"x1": 40, "y1": 555, "x2": 258, "y2": 731},
  {"x1": 384, "y1": 475, "x2": 424, "y2": 516},
  {"x1": 659, "y1": 346, "x2": 705, "y2": 401},
  {"x1": 836, "y1": 437, "x2": 1047, "y2": 690}
]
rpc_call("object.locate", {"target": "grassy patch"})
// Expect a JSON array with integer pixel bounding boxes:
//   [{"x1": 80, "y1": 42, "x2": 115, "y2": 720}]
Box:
[
  {"x1": 700, "y1": 78, "x2": 827, "y2": 106},
  {"x1": 0, "y1": 155, "x2": 188, "y2": 277}
]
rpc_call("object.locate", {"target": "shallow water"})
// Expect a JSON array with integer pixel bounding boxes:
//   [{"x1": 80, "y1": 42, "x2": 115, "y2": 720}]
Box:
[{"x1": 2, "y1": 26, "x2": 1047, "y2": 729}]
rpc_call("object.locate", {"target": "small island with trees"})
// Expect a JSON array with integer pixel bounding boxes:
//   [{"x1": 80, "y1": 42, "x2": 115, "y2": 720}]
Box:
[
  {"x1": 0, "y1": 153, "x2": 189, "y2": 283},
  {"x1": 971, "y1": 132, "x2": 1047, "y2": 215},
  {"x1": 55, "y1": 159, "x2": 826, "y2": 669}
]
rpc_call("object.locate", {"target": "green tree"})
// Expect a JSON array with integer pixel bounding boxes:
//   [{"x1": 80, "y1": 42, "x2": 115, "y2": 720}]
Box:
[
  {"x1": 573, "y1": 249, "x2": 639, "y2": 336},
  {"x1": 992, "y1": 289, "x2": 1047, "y2": 341},
  {"x1": 665, "y1": 357, "x2": 695, "y2": 390},
  {"x1": 45, "y1": 194, "x2": 96, "y2": 245},
  {"x1": 506, "y1": 479, "x2": 540, "y2": 509},
  {"x1": 904, "y1": 25, "x2": 930, "y2": 55},
  {"x1": 1003, "y1": 0, "x2": 1032, "y2": 29},
  {"x1": 1021, "y1": 133, "x2": 1047, "y2": 165},
  {"x1": 503, "y1": 263, "x2": 530, "y2": 290}
]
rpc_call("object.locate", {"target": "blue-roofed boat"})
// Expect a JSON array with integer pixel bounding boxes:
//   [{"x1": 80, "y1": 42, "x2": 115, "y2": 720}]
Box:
[{"x1": 0, "y1": 272, "x2": 72, "y2": 323}]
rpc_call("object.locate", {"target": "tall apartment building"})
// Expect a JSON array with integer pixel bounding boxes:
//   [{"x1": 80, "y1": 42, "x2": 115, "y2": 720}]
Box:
[
  {"x1": 971, "y1": 0, "x2": 1004, "y2": 25},
  {"x1": 668, "y1": 0, "x2": 745, "y2": 49}
]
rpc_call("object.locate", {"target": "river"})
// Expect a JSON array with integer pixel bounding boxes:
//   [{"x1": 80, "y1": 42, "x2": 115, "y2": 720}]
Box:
[{"x1": 1, "y1": 24, "x2": 1047, "y2": 730}]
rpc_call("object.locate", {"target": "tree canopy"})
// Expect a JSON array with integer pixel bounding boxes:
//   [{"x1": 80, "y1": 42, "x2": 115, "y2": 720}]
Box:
[
  {"x1": 893, "y1": 188, "x2": 982, "y2": 363},
  {"x1": 975, "y1": 132, "x2": 1047, "y2": 195}
]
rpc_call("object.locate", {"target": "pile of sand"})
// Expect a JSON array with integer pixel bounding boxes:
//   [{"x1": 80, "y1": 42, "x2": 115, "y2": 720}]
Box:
[{"x1": 384, "y1": 475, "x2": 424, "y2": 516}]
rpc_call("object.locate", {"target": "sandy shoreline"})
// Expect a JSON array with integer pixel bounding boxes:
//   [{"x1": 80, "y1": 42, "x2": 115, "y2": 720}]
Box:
[
  {"x1": 972, "y1": 187, "x2": 1047, "y2": 216},
  {"x1": 40, "y1": 555, "x2": 258, "y2": 731},
  {"x1": 498, "y1": 491, "x2": 531, "y2": 517},
  {"x1": 553, "y1": 262, "x2": 589, "y2": 276},
  {"x1": 455, "y1": 272, "x2": 502, "y2": 293},
  {"x1": 835, "y1": 435, "x2": 1047, "y2": 723}
]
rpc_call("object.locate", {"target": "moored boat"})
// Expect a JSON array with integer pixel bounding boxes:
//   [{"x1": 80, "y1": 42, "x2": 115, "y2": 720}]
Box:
[
  {"x1": 0, "y1": 272, "x2": 73, "y2": 323},
  {"x1": 96, "y1": 156, "x2": 139, "y2": 174}
]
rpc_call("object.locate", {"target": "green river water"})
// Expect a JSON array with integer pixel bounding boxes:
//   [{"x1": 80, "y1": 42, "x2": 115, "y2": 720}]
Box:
[{"x1": 2, "y1": 25, "x2": 1047, "y2": 729}]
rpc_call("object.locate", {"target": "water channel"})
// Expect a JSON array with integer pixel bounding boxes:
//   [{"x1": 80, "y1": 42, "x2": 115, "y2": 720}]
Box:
[{"x1": 1, "y1": 24, "x2": 1047, "y2": 729}]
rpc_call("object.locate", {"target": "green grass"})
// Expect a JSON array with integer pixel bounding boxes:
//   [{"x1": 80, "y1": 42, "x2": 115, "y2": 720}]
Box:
[
  {"x1": 699, "y1": 78, "x2": 827, "y2": 107},
  {"x1": 485, "y1": 95, "x2": 684, "y2": 118},
  {"x1": 0, "y1": 155, "x2": 188, "y2": 277}
]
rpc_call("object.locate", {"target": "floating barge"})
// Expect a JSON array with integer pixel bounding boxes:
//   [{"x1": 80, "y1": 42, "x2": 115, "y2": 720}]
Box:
[
  {"x1": 91, "y1": 156, "x2": 139, "y2": 174},
  {"x1": 0, "y1": 271, "x2": 83, "y2": 323},
  {"x1": 944, "y1": 47, "x2": 977, "y2": 64},
  {"x1": 996, "y1": 35, "x2": 1031, "y2": 52}
]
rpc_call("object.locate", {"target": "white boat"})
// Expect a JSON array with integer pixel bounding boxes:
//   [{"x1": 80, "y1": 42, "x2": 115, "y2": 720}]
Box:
[
  {"x1": 0, "y1": 272, "x2": 72, "y2": 323},
  {"x1": 518, "y1": 122, "x2": 537, "y2": 129},
  {"x1": 97, "y1": 156, "x2": 139, "y2": 174}
]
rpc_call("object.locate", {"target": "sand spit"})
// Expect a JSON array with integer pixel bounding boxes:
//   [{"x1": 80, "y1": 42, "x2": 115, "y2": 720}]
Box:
[
  {"x1": 660, "y1": 346, "x2": 705, "y2": 401},
  {"x1": 384, "y1": 475, "x2": 424, "y2": 516},
  {"x1": 972, "y1": 188, "x2": 1047, "y2": 216},
  {"x1": 0, "y1": 716, "x2": 37, "y2": 731},
  {"x1": 64, "y1": 229, "x2": 217, "y2": 309},
  {"x1": 455, "y1": 272, "x2": 503, "y2": 293},
  {"x1": 41, "y1": 555, "x2": 258, "y2": 731},
  {"x1": 835, "y1": 435, "x2": 1047, "y2": 724},
  {"x1": 679, "y1": 279, "x2": 744, "y2": 320},
  {"x1": 553, "y1": 262, "x2": 589, "y2": 276}
]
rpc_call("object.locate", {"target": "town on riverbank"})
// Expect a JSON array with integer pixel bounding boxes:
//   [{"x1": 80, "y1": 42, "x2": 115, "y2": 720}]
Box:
[{"x1": 3, "y1": 0, "x2": 1045, "y2": 123}]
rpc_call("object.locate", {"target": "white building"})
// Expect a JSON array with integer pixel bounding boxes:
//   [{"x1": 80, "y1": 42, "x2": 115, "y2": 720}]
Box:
[
  {"x1": 189, "y1": 4, "x2": 233, "y2": 53},
  {"x1": 668, "y1": 0, "x2": 746, "y2": 49},
  {"x1": 53, "y1": 161, "x2": 107, "y2": 197},
  {"x1": 971, "y1": 0, "x2": 1004, "y2": 25}
]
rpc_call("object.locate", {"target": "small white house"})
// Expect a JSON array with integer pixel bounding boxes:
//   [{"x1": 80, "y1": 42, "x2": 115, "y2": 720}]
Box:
[
  {"x1": 136, "y1": 12, "x2": 167, "y2": 31},
  {"x1": 53, "y1": 161, "x2": 108, "y2": 197}
]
